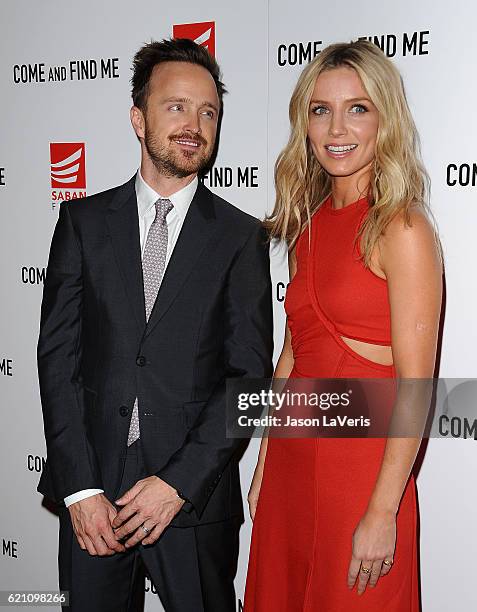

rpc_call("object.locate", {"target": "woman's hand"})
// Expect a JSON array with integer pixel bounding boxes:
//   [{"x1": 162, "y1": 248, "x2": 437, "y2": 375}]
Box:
[
  {"x1": 347, "y1": 508, "x2": 396, "y2": 594},
  {"x1": 248, "y1": 462, "x2": 265, "y2": 521}
]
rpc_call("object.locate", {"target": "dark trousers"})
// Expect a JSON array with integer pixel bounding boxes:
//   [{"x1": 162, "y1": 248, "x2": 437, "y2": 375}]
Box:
[{"x1": 58, "y1": 441, "x2": 240, "y2": 611}]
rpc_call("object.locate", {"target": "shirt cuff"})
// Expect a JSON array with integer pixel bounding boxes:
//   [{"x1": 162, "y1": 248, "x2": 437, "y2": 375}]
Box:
[{"x1": 64, "y1": 489, "x2": 104, "y2": 507}]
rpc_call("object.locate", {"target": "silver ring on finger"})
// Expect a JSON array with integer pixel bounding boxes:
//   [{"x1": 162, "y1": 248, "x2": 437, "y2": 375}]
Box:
[{"x1": 141, "y1": 524, "x2": 150, "y2": 535}]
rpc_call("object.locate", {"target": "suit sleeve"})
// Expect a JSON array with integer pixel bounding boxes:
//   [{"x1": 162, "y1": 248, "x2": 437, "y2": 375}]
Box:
[
  {"x1": 156, "y1": 222, "x2": 274, "y2": 517},
  {"x1": 37, "y1": 203, "x2": 103, "y2": 502}
]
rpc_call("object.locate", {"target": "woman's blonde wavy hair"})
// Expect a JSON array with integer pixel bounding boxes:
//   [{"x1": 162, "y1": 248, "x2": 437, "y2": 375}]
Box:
[{"x1": 265, "y1": 40, "x2": 439, "y2": 265}]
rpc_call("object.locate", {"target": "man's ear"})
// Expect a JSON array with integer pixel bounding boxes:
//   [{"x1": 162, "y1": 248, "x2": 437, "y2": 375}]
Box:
[{"x1": 130, "y1": 106, "x2": 145, "y2": 139}]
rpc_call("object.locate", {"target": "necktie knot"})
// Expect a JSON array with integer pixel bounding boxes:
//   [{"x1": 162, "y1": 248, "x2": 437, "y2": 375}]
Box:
[{"x1": 155, "y1": 198, "x2": 173, "y2": 221}]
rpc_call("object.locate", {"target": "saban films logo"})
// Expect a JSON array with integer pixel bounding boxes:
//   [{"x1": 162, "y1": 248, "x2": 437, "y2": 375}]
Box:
[
  {"x1": 173, "y1": 21, "x2": 216, "y2": 57},
  {"x1": 50, "y1": 142, "x2": 86, "y2": 209}
]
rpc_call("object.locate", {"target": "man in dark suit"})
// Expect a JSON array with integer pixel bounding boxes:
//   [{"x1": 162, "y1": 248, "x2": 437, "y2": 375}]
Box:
[{"x1": 37, "y1": 38, "x2": 273, "y2": 611}]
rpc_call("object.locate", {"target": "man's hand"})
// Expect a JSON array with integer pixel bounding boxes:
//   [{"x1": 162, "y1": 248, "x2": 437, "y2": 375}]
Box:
[
  {"x1": 112, "y1": 476, "x2": 185, "y2": 547},
  {"x1": 68, "y1": 493, "x2": 126, "y2": 556}
]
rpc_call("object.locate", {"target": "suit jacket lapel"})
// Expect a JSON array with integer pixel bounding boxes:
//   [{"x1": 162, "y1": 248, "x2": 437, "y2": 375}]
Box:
[
  {"x1": 143, "y1": 182, "x2": 216, "y2": 339},
  {"x1": 106, "y1": 176, "x2": 146, "y2": 332}
]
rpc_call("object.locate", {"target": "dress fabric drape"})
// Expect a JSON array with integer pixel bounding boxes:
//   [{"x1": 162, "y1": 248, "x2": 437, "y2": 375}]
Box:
[{"x1": 244, "y1": 196, "x2": 419, "y2": 612}]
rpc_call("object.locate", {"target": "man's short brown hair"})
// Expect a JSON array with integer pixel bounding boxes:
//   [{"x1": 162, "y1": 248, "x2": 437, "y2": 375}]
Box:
[{"x1": 131, "y1": 38, "x2": 226, "y2": 111}]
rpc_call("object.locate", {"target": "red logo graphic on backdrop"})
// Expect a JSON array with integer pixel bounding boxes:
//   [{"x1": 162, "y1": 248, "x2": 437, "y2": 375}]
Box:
[
  {"x1": 50, "y1": 143, "x2": 86, "y2": 189},
  {"x1": 173, "y1": 22, "x2": 216, "y2": 57}
]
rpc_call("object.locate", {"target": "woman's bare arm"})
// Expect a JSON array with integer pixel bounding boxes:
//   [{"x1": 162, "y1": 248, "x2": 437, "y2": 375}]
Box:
[
  {"x1": 348, "y1": 208, "x2": 442, "y2": 593},
  {"x1": 368, "y1": 208, "x2": 442, "y2": 514}
]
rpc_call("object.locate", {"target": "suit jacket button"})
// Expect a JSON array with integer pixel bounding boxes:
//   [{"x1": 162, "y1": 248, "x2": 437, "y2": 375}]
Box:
[
  {"x1": 119, "y1": 406, "x2": 129, "y2": 417},
  {"x1": 136, "y1": 356, "x2": 146, "y2": 367}
]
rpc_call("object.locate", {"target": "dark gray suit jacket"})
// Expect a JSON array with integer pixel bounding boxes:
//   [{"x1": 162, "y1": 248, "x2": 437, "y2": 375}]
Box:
[{"x1": 37, "y1": 175, "x2": 273, "y2": 526}]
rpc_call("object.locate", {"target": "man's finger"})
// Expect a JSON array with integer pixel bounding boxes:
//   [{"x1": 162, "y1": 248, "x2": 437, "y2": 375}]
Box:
[
  {"x1": 72, "y1": 524, "x2": 96, "y2": 556},
  {"x1": 112, "y1": 500, "x2": 140, "y2": 529},
  {"x1": 81, "y1": 533, "x2": 98, "y2": 556},
  {"x1": 115, "y1": 482, "x2": 142, "y2": 506},
  {"x1": 77, "y1": 536, "x2": 86, "y2": 551},
  {"x1": 91, "y1": 533, "x2": 116, "y2": 557},
  {"x1": 125, "y1": 522, "x2": 157, "y2": 549},
  {"x1": 142, "y1": 523, "x2": 165, "y2": 546},
  {"x1": 75, "y1": 532, "x2": 87, "y2": 551},
  {"x1": 347, "y1": 556, "x2": 361, "y2": 589},
  {"x1": 101, "y1": 524, "x2": 126, "y2": 553},
  {"x1": 106, "y1": 503, "x2": 118, "y2": 523},
  {"x1": 83, "y1": 522, "x2": 115, "y2": 556},
  {"x1": 115, "y1": 514, "x2": 146, "y2": 541}
]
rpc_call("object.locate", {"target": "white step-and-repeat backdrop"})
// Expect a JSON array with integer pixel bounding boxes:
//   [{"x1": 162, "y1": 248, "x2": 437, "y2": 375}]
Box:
[{"x1": 1, "y1": 1, "x2": 475, "y2": 610}]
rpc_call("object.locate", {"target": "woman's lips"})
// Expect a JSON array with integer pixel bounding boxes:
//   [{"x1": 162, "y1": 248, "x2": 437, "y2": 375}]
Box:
[{"x1": 324, "y1": 144, "x2": 358, "y2": 159}]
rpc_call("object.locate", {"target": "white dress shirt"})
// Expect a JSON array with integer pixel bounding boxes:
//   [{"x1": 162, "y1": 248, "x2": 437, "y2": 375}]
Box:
[{"x1": 64, "y1": 171, "x2": 198, "y2": 507}]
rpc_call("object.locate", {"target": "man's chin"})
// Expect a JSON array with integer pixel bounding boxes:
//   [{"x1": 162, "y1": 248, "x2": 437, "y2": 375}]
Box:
[
  {"x1": 171, "y1": 164, "x2": 202, "y2": 178},
  {"x1": 150, "y1": 159, "x2": 200, "y2": 179},
  {"x1": 172, "y1": 156, "x2": 209, "y2": 177}
]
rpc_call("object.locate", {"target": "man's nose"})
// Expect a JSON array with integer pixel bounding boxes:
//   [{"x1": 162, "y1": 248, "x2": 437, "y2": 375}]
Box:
[{"x1": 183, "y1": 111, "x2": 201, "y2": 134}]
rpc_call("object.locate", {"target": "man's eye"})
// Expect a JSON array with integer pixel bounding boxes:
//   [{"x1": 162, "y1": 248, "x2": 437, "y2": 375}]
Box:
[
  {"x1": 202, "y1": 110, "x2": 215, "y2": 119},
  {"x1": 170, "y1": 104, "x2": 183, "y2": 111}
]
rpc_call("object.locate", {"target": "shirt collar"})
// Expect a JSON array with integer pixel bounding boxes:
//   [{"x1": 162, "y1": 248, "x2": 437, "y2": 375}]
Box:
[{"x1": 135, "y1": 170, "x2": 198, "y2": 222}]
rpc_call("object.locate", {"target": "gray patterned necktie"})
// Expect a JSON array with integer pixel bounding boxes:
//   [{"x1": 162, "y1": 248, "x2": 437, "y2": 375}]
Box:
[{"x1": 127, "y1": 198, "x2": 173, "y2": 446}]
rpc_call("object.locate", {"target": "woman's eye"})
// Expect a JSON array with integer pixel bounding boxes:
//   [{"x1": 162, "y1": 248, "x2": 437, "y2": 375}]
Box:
[
  {"x1": 350, "y1": 104, "x2": 367, "y2": 113},
  {"x1": 311, "y1": 106, "x2": 328, "y2": 115}
]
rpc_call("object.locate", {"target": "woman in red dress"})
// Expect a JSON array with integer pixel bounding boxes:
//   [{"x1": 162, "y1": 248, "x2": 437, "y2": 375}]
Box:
[{"x1": 244, "y1": 41, "x2": 442, "y2": 611}]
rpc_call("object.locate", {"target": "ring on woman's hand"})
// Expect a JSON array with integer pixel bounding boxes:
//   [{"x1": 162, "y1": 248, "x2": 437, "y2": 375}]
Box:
[
  {"x1": 361, "y1": 566, "x2": 371, "y2": 574},
  {"x1": 141, "y1": 524, "x2": 150, "y2": 534},
  {"x1": 383, "y1": 559, "x2": 393, "y2": 566}
]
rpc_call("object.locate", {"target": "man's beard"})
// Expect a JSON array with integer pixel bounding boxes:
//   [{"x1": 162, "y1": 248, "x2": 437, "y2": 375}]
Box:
[{"x1": 144, "y1": 126, "x2": 211, "y2": 178}]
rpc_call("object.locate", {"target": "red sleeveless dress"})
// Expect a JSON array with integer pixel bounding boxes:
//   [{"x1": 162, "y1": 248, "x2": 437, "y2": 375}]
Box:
[{"x1": 244, "y1": 195, "x2": 419, "y2": 611}]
